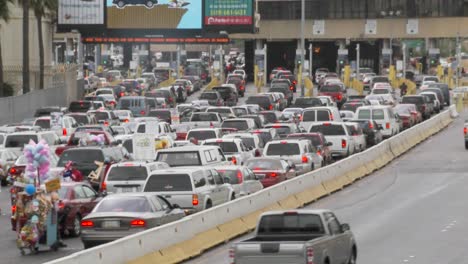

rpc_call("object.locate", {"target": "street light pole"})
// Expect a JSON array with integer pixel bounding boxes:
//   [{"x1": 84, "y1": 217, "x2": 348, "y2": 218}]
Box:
[
  {"x1": 300, "y1": 0, "x2": 305, "y2": 97},
  {"x1": 356, "y1": 44, "x2": 360, "y2": 81},
  {"x1": 402, "y1": 42, "x2": 407, "y2": 80}
]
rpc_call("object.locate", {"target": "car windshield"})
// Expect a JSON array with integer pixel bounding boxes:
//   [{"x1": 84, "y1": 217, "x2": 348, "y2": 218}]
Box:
[
  {"x1": 222, "y1": 121, "x2": 248, "y2": 131},
  {"x1": 107, "y1": 166, "x2": 148, "y2": 181},
  {"x1": 191, "y1": 113, "x2": 218, "y2": 122},
  {"x1": 69, "y1": 115, "x2": 89, "y2": 124},
  {"x1": 144, "y1": 174, "x2": 193, "y2": 191},
  {"x1": 201, "y1": 93, "x2": 218, "y2": 100},
  {"x1": 321, "y1": 85, "x2": 341, "y2": 92},
  {"x1": 35, "y1": 119, "x2": 50, "y2": 129},
  {"x1": 204, "y1": 142, "x2": 238, "y2": 153},
  {"x1": 217, "y1": 170, "x2": 242, "y2": 184},
  {"x1": 94, "y1": 112, "x2": 110, "y2": 121},
  {"x1": 156, "y1": 151, "x2": 201, "y2": 166},
  {"x1": 95, "y1": 197, "x2": 152, "y2": 213},
  {"x1": 187, "y1": 130, "x2": 217, "y2": 141},
  {"x1": 58, "y1": 149, "x2": 104, "y2": 166},
  {"x1": 295, "y1": 98, "x2": 322, "y2": 107},
  {"x1": 246, "y1": 159, "x2": 283, "y2": 170},
  {"x1": 5, "y1": 135, "x2": 39, "y2": 148},
  {"x1": 266, "y1": 143, "x2": 300, "y2": 155},
  {"x1": 257, "y1": 214, "x2": 325, "y2": 235},
  {"x1": 69, "y1": 102, "x2": 91, "y2": 112},
  {"x1": 402, "y1": 97, "x2": 423, "y2": 104},
  {"x1": 310, "y1": 124, "x2": 345, "y2": 135},
  {"x1": 373, "y1": 89, "x2": 389, "y2": 94}
]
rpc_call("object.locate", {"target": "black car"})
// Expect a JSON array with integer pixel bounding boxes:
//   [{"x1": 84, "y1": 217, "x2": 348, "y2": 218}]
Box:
[
  {"x1": 269, "y1": 85, "x2": 293, "y2": 106},
  {"x1": 226, "y1": 75, "x2": 246, "y2": 97},
  {"x1": 200, "y1": 91, "x2": 224, "y2": 106},
  {"x1": 353, "y1": 119, "x2": 383, "y2": 146},
  {"x1": 259, "y1": 111, "x2": 279, "y2": 124},
  {"x1": 148, "y1": 109, "x2": 172, "y2": 124},
  {"x1": 341, "y1": 102, "x2": 365, "y2": 113},
  {"x1": 245, "y1": 95, "x2": 274, "y2": 111},
  {"x1": 292, "y1": 97, "x2": 323, "y2": 108},
  {"x1": 113, "y1": 0, "x2": 158, "y2": 8},
  {"x1": 212, "y1": 85, "x2": 238, "y2": 107}
]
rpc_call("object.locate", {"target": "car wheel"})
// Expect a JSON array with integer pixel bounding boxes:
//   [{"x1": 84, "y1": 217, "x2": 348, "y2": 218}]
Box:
[
  {"x1": 347, "y1": 248, "x2": 357, "y2": 264},
  {"x1": 1, "y1": 178, "x2": 7, "y2": 187},
  {"x1": 205, "y1": 200, "x2": 212, "y2": 209},
  {"x1": 69, "y1": 215, "x2": 81, "y2": 237},
  {"x1": 230, "y1": 194, "x2": 235, "y2": 201},
  {"x1": 146, "y1": 1, "x2": 154, "y2": 7},
  {"x1": 465, "y1": 142, "x2": 468, "y2": 149},
  {"x1": 117, "y1": 0, "x2": 125, "y2": 7}
]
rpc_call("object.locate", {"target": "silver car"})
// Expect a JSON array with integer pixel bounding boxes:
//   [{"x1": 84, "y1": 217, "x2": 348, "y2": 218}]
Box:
[
  {"x1": 143, "y1": 167, "x2": 236, "y2": 214},
  {"x1": 80, "y1": 193, "x2": 185, "y2": 249},
  {"x1": 214, "y1": 165, "x2": 264, "y2": 197}
]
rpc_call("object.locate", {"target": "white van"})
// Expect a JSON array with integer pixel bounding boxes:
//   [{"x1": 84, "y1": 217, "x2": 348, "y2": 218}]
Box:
[
  {"x1": 299, "y1": 106, "x2": 342, "y2": 131},
  {"x1": 355, "y1": 105, "x2": 399, "y2": 138}
]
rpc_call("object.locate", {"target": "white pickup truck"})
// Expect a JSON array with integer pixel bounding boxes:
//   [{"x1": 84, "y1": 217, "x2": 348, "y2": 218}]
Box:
[
  {"x1": 185, "y1": 112, "x2": 223, "y2": 128},
  {"x1": 202, "y1": 138, "x2": 254, "y2": 165},
  {"x1": 155, "y1": 145, "x2": 230, "y2": 167},
  {"x1": 231, "y1": 210, "x2": 357, "y2": 264}
]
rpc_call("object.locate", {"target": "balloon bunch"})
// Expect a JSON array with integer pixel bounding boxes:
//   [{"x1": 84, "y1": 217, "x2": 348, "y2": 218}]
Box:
[
  {"x1": 90, "y1": 134, "x2": 105, "y2": 146},
  {"x1": 23, "y1": 139, "x2": 51, "y2": 184}
]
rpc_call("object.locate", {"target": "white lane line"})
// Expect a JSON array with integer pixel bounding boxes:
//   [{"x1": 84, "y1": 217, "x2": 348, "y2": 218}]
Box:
[{"x1": 441, "y1": 229, "x2": 447, "y2": 232}]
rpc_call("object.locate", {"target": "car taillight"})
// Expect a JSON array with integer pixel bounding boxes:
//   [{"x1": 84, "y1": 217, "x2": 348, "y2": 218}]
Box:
[
  {"x1": 101, "y1": 181, "x2": 107, "y2": 192},
  {"x1": 269, "y1": 172, "x2": 277, "y2": 177},
  {"x1": 231, "y1": 157, "x2": 237, "y2": 165},
  {"x1": 229, "y1": 247, "x2": 235, "y2": 264},
  {"x1": 269, "y1": 104, "x2": 273, "y2": 110},
  {"x1": 192, "y1": 194, "x2": 199, "y2": 206},
  {"x1": 342, "y1": 139, "x2": 347, "y2": 148},
  {"x1": 58, "y1": 200, "x2": 65, "y2": 210},
  {"x1": 217, "y1": 100, "x2": 222, "y2": 106},
  {"x1": 120, "y1": 92, "x2": 125, "y2": 97},
  {"x1": 11, "y1": 205, "x2": 16, "y2": 215},
  {"x1": 124, "y1": 119, "x2": 129, "y2": 123},
  {"x1": 140, "y1": 110, "x2": 146, "y2": 115},
  {"x1": 302, "y1": 156, "x2": 308, "y2": 163},
  {"x1": 240, "y1": 86, "x2": 244, "y2": 91},
  {"x1": 168, "y1": 97, "x2": 173, "y2": 102},
  {"x1": 293, "y1": 80, "x2": 297, "y2": 85},
  {"x1": 386, "y1": 122, "x2": 390, "y2": 129},
  {"x1": 210, "y1": 122, "x2": 214, "y2": 128},
  {"x1": 368, "y1": 121, "x2": 374, "y2": 129},
  {"x1": 81, "y1": 220, "x2": 94, "y2": 227},
  {"x1": 421, "y1": 105, "x2": 426, "y2": 111},
  {"x1": 104, "y1": 121, "x2": 109, "y2": 126},
  {"x1": 306, "y1": 246, "x2": 314, "y2": 264},
  {"x1": 237, "y1": 170, "x2": 243, "y2": 184},
  {"x1": 62, "y1": 128, "x2": 67, "y2": 136},
  {"x1": 130, "y1": 219, "x2": 146, "y2": 227},
  {"x1": 9, "y1": 167, "x2": 17, "y2": 175},
  {"x1": 337, "y1": 94, "x2": 343, "y2": 101},
  {"x1": 464, "y1": 127, "x2": 467, "y2": 135},
  {"x1": 254, "y1": 149, "x2": 261, "y2": 157},
  {"x1": 317, "y1": 149, "x2": 322, "y2": 156},
  {"x1": 290, "y1": 86, "x2": 294, "y2": 91}
]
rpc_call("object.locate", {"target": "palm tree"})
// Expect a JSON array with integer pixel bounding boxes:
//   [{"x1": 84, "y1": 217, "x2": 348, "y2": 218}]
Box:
[
  {"x1": 0, "y1": 0, "x2": 14, "y2": 97},
  {"x1": 21, "y1": 0, "x2": 29, "y2": 94},
  {"x1": 30, "y1": 0, "x2": 56, "y2": 90}
]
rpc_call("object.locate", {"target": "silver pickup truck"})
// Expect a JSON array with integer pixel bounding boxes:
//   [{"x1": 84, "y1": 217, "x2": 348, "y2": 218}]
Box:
[
  {"x1": 230, "y1": 210, "x2": 357, "y2": 264},
  {"x1": 185, "y1": 112, "x2": 223, "y2": 128}
]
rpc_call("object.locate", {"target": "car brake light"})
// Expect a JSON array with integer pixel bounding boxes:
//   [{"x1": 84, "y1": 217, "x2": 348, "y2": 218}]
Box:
[
  {"x1": 169, "y1": 97, "x2": 173, "y2": 102},
  {"x1": 329, "y1": 113, "x2": 334, "y2": 121},
  {"x1": 81, "y1": 220, "x2": 94, "y2": 227},
  {"x1": 421, "y1": 105, "x2": 426, "y2": 111},
  {"x1": 210, "y1": 122, "x2": 214, "y2": 128},
  {"x1": 269, "y1": 104, "x2": 273, "y2": 110},
  {"x1": 231, "y1": 156, "x2": 237, "y2": 165},
  {"x1": 290, "y1": 86, "x2": 294, "y2": 91},
  {"x1": 306, "y1": 247, "x2": 314, "y2": 264},
  {"x1": 140, "y1": 110, "x2": 146, "y2": 115},
  {"x1": 254, "y1": 149, "x2": 261, "y2": 157},
  {"x1": 302, "y1": 156, "x2": 308, "y2": 163},
  {"x1": 240, "y1": 86, "x2": 244, "y2": 91},
  {"x1": 368, "y1": 121, "x2": 374, "y2": 129},
  {"x1": 11, "y1": 205, "x2": 16, "y2": 215},
  {"x1": 464, "y1": 127, "x2": 467, "y2": 135},
  {"x1": 386, "y1": 122, "x2": 390, "y2": 129},
  {"x1": 120, "y1": 92, "x2": 124, "y2": 97},
  {"x1": 342, "y1": 139, "x2": 347, "y2": 148},
  {"x1": 101, "y1": 181, "x2": 107, "y2": 192},
  {"x1": 58, "y1": 200, "x2": 65, "y2": 210},
  {"x1": 124, "y1": 119, "x2": 129, "y2": 123},
  {"x1": 323, "y1": 122, "x2": 331, "y2": 126},
  {"x1": 9, "y1": 168, "x2": 17, "y2": 175},
  {"x1": 337, "y1": 94, "x2": 343, "y2": 101},
  {"x1": 292, "y1": 80, "x2": 297, "y2": 85},
  {"x1": 192, "y1": 194, "x2": 199, "y2": 206},
  {"x1": 237, "y1": 170, "x2": 243, "y2": 184},
  {"x1": 62, "y1": 128, "x2": 67, "y2": 136},
  {"x1": 104, "y1": 121, "x2": 109, "y2": 126},
  {"x1": 130, "y1": 219, "x2": 146, "y2": 227},
  {"x1": 269, "y1": 172, "x2": 277, "y2": 177},
  {"x1": 317, "y1": 149, "x2": 322, "y2": 156},
  {"x1": 280, "y1": 141, "x2": 287, "y2": 144}
]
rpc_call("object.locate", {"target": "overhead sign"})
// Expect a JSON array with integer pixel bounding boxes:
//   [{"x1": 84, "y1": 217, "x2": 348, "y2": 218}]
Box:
[
  {"x1": 313, "y1": 20, "x2": 325, "y2": 35},
  {"x1": 132, "y1": 134, "x2": 156, "y2": 161},
  {"x1": 204, "y1": 0, "x2": 254, "y2": 33},
  {"x1": 58, "y1": 0, "x2": 105, "y2": 25},
  {"x1": 106, "y1": 0, "x2": 202, "y2": 29},
  {"x1": 82, "y1": 36, "x2": 230, "y2": 44},
  {"x1": 407, "y1": 19, "x2": 419, "y2": 35},
  {"x1": 365, "y1": 19, "x2": 377, "y2": 35}
]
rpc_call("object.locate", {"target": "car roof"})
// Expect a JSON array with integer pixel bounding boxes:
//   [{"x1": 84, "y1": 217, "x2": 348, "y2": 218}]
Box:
[
  {"x1": 204, "y1": 138, "x2": 241, "y2": 143},
  {"x1": 149, "y1": 167, "x2": 204, "y2": 175},
  {"x1": 357, "y1": 105, "x2": 390, "y2": 110}
]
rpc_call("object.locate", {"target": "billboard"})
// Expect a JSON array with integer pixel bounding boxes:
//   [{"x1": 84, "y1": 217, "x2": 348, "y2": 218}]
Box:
[
  {"x1": 58, "y1": 0, "x2": 105, "y2": 25},
  {"x1": 106, "y1": 0, "x2": 202, "y2": 29},
  {"x1": 204, "y1": 0, "x2": 254, "y2": 33}
]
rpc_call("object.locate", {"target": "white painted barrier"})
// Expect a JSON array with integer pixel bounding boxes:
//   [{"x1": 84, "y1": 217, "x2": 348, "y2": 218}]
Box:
[{"x1": 47, "y1": 108, "x2": 456, "y2": 264}]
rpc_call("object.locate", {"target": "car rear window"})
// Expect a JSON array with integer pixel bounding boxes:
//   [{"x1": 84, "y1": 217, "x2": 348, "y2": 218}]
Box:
[
  {"x1": 373, "y1": 89, "x2": 389, "y2": 94},
  {"x1": 310, "y1": 124, "x2": 345, "y2": 136},
  {"x1": 257, "y1": 214, "x2": 325, "y2": 235},
  {"x1": 260, "y1": 112, "x2": 277, "y2": 123},
  {"x1": 233, "y1": 108, "x2": 248, "y2": 116},
  {"x1": 5, "y1": 135, "x2": 39, "y2": 148},
  {"x1": 35, "y1": 119, "x2": 50, "y2": 129},
  {"x1": 357, "y1": 109, "x2": 371, "y2": 119},
  {"x1": 191, "y1": 113, "x2": 218, "y2": 122},
  {"x1": 94, "y1": 112, "x2": 110, "y2": 121},
  {"x1": 288, "y1": 135, "x2": 321, "y2": 146},
  {"x1": 69, "y1": 115, "x2": 89, "y2": 125},
  {"x1": 107, "y1": 166, "x2": 148, "y2": 181},
  {"x1": 373, "y1": 109, "x2": 385, "y2": 120},
  {"x1": 302, "y1": 110, "x2": 316, "y2": 121},
  {"x1": 95, "y1": 197, "x2": 152, "y2": 213},
  {"x1": 246, "y1": 96, "x2": 269, "y2": 105},
  {"x1": 156, "y1": 151, "x2": 201, "y2": 166},
  {"x1": 266, "y1": 143, "x2": 300, "y2": 155},
  {"x1": 69, "y1": 101, "x2": 91, "y2": 112},
  {"x1": 341, "y1": 103, "x2": 362, "y2": 112},
  {"x1": 267, "y1": 126, "x2": 291, "y2": 136},
  {"x1": 204, "y1": 142, "x2": 238, "y2": 153},
  {"x1": 149, "y1": 111, "x2": 170, "y2": 120},
  {"x1": 316, "y1": 110, "x2": 330, "y2": 121},
  {"x1": 294, "y1": 98, "x2": 322, "y2": 107},
  {"x1": 222, "y1": 120, "x2": 248, "y2": 131},
  {"x1": 187, "y1": 131, "x2": 217, "y2": 141},
  {"x1": 200, "y1": 93, "x2": 218, "y2": 100},
  {"x1": 245, "y1": 159, "x2": 283, "y2": 170},
  {"x1": 321, "y1": 85, "x2": 340, "y2": 92},
  {"x1": 58, "y1": 149, "x2": 104, "y2": 167},
  {"x1": 144, "y1": 174, "x2": 193, "y2": 192},
  {"x1": 217, "y1": 170, "x2": 242, "y2": 184}
]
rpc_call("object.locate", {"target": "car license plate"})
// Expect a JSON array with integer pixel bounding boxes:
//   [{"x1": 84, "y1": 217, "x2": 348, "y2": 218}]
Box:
[
  {"x1": 102, "y1": 221, "x2": 120, "y2": 228},
  {"x1": 118, "y1": 187, "x2": 137, "y2": 193},
  {"x1": 256, "y1": 174, "x2": 266, "y2": 179}
]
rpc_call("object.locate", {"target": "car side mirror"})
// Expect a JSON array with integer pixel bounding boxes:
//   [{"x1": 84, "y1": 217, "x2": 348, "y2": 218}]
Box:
[
  {"x1": 341, "y1": 223, "x2": 350, "y2": 232},
  {"x1": 172, "y1": 203, "x2": 181, "y2": 209}
]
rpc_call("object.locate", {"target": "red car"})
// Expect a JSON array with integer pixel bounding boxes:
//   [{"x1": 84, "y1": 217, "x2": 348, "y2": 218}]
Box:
[
  {"x1": 245, "y1": 157, "x2": 296, "y2": 188},
  {"x1": 55, "y1": 130, "x2": 115, "y2": 156},
  {"x1": 394, "y1": 104, "x2": 420, "y2": 129},
  {"x1": 12, "y1": 182, "x2": 102, "y2": 237},
  {"x1": 287, "y1": 132, "x2": 333, "y2": 165},
  {"x1": 319, "y1": 84, "x2": 347, "y2": 107}
]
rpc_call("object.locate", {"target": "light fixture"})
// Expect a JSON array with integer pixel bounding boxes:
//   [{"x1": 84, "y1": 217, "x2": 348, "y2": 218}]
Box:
[
  {"x1": 395, "y1": 10, "x2": 401, "y2": 16},
  {"x1": 380, "y1": 11, "x2": 387, "y2": 16},
  {"x1": 389, "y1": 10, "x2": 394, "y2": 16}
]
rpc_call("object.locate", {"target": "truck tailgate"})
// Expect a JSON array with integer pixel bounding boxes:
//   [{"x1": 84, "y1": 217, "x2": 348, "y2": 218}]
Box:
[
  {"x1": 235, "y1": 242, "x2": 306, "y2": 264},
  {"x1": 155, "y1": 191, "x2": 195, "y2": 209}
]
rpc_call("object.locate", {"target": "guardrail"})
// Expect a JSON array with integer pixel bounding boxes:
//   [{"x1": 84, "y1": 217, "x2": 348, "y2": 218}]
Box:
[{"x1": 47, "y1": 106, "x2": 457, "y2": 264}]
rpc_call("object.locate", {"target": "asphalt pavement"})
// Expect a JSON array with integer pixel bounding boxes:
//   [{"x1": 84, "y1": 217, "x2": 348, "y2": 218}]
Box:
[{"x1": 184, "y1": 110, "x2": 468, "y2": 264}]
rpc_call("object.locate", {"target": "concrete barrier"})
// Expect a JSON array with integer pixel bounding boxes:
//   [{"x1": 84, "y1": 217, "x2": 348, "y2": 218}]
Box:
[{"x1": 47, "y1": 107, "x2": 457, "y2": 264}]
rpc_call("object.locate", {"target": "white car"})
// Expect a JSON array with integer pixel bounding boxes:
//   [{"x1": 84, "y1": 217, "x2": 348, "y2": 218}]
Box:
[
  {"x1": 370, "y1": 87, "x2": 395, "y2": 105},
  {"x1": 203, "y1": 138, "x2": 254, "y2": 165},
  {"x1": 340, "y1": 110, "x2": 355, "y2": 122},
  {"x1": 345, "y1": 122, "x2": 367, "y2": 152},
  {"x1": 420, "y1": 80, "x2": 436, "y2": 90},
  {"x1": 113, "y1": 110, "x2": 134, "y2": 123},
  {"x1": 95, "y1": 88, "x2": 115, "y2": 98},
  {"x1": 419, "y1": 91, "x2": 441, "y2": 113},
  {"x1": 33, "y1": 116, "x2": 78, "y2": 139},
  {"x1": 214, "y1": 165, "x2": 263, "y2": 197},
  {"x1": 355, "y1": 105, "x2": 399, "y2": 138},
  {"x1": 232, "y1": 70, "x2": 247, "y2": 80},
  {"x1": 316, "y1": 96, "x2": 337, "y2": 108},
  {"x1": 308, "y1": 122, "x2": 356, "y2": 158}
]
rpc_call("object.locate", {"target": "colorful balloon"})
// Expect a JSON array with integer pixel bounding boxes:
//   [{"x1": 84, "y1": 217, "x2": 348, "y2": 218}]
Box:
[{"x1": 25, "y1": 184, "x2": 36, "y2": 196}]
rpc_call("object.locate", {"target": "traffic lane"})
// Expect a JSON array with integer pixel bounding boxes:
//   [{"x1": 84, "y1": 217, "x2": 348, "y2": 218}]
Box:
[
  {"x1": 0, "y1": 186, "x2": 83, "y2": 264},
  {"x1": 184, "y1": 112, "x2": 464, "y2": 264}
]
